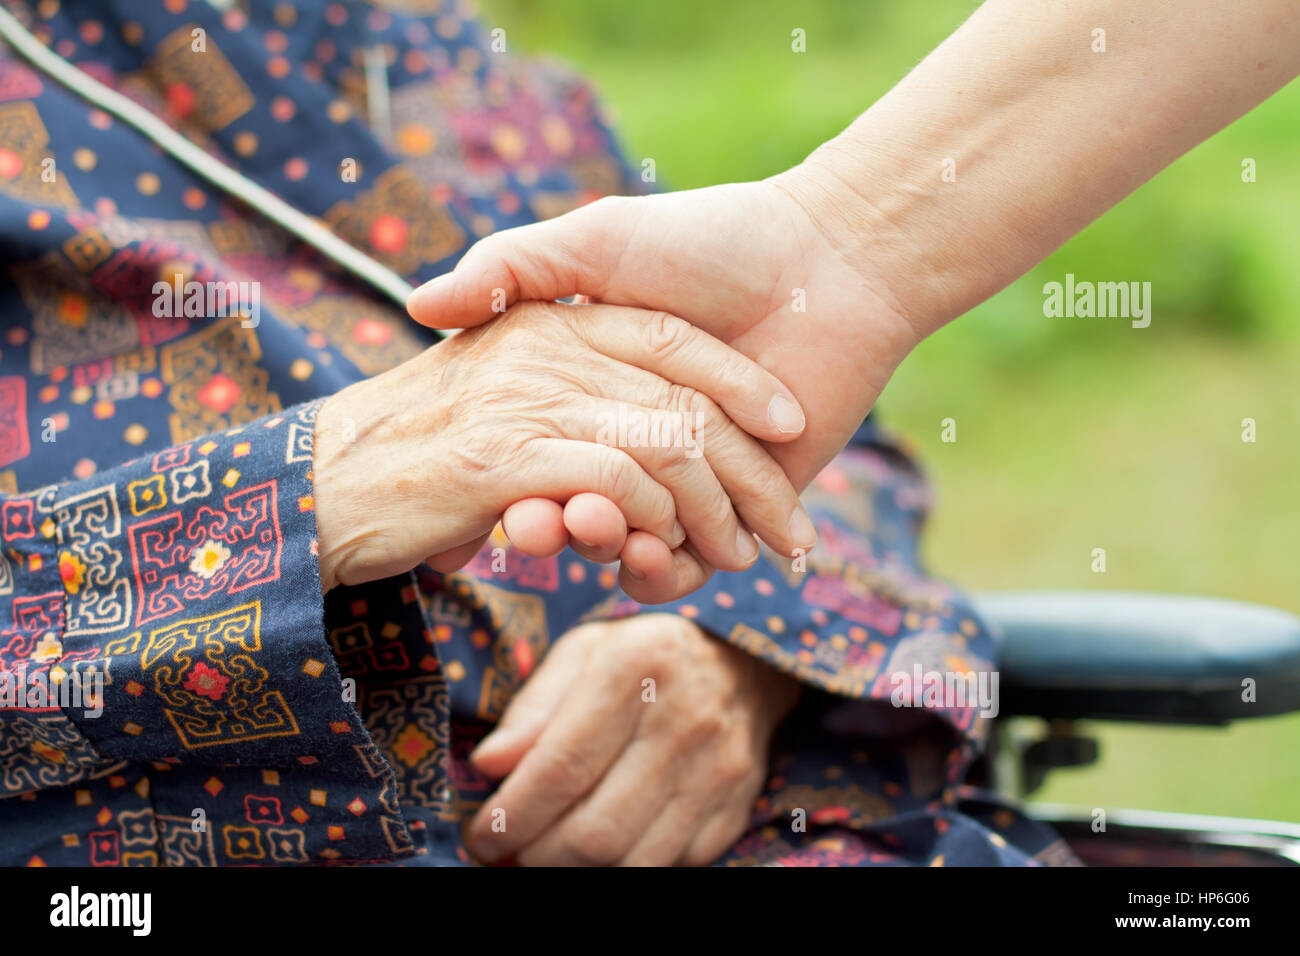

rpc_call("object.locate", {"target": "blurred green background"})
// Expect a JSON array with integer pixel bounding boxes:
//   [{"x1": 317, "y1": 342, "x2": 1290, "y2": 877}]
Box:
[{"x1": 481, "y1": 0, "x2": 1300, "y2": 822}]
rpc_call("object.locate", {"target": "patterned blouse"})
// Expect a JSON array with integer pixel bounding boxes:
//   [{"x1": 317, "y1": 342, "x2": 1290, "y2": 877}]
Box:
[{"x1": 0, "y1": 0, "x2": 1070, "y2": 866}]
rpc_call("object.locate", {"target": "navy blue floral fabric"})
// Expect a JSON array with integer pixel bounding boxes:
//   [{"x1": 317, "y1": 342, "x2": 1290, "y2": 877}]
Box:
[{"x1": 0, "y1": 0, "x2": 1071, "y2": 866}]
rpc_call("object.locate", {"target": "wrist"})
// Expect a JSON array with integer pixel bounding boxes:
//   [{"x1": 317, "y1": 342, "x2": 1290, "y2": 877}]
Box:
[
  {"x1": 312, "y1": 345, "x2": 468, "y2": 592},
  {"x1": 312, "y1": 382, "x2": 376, "y2": 593},
  {"x1": 769, "y1": 143, "x2": 988, "y2": 344}
]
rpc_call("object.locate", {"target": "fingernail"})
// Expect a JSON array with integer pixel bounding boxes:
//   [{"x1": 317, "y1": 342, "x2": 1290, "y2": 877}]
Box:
[
  {"x1": 736, "y1": 526, "x2": 759, "y2": 564},
  {"x1": 671, "y1": 521, "x2": 686, "y2": 547},
  {"x1": 789, "y1": 506, "x2": 817, "y2": 550},
  {"x1": 767, "y1": 394, "x2": 805, "y2": 435},
  {"x1": 626, "y1": 565, "x2": 647, "y2": 581}
]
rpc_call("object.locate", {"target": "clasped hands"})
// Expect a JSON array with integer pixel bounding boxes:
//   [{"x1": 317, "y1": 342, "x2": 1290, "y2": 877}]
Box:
[
  {"x1": 314, "y1": 168, "x2": 920, "y2": 602},
  {"x1": 313, "y1": 298, "x2": 816, "y2": 604}
]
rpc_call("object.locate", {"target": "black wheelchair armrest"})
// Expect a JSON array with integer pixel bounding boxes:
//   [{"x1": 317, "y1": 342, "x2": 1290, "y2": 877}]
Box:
[{"x1": 972, "y1": 591, "x2": 1300, "y2": 725}]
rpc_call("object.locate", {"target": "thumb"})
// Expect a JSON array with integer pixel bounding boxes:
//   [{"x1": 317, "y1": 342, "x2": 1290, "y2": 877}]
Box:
[
  {"x1": 469, "y1": 629, "x2": 589, "y2": 779},
  {"x1": 405, "y1": 197, "x2": 633, "y2": 329}
]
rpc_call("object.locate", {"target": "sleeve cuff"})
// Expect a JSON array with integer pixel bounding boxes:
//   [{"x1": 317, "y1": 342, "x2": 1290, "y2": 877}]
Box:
[{"x1": 9, "y1": 401, "x2": 413, "y2": 861}]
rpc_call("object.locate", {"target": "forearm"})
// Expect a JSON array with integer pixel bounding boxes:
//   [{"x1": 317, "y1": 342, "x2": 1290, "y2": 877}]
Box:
[{"x1": 777, "y1": 0, "x2": 1300, "y2": 335}]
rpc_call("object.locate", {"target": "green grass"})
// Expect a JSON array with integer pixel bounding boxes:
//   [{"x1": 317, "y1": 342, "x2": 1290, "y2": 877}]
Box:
[
  {"x1": 891, "y1": 333, "x2": 1300, "y2": 822},
  {"x1": 482, "y1": 0, "x2": 1300, "y2": 822}
]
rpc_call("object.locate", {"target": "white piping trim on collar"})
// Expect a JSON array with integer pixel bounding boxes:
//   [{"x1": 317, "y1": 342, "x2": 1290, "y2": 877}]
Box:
[{"x1": 0, "y1": 4, "x2": 427, "y2": 319}]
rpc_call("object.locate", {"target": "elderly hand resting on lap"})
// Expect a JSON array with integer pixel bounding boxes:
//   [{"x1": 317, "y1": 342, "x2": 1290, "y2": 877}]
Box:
[
  {"x1": 311, "y1": 300, "x2": 817, "y2": 604},
  {"x1": 463, "y1": 613, "x2": 801, "y2": 866}
]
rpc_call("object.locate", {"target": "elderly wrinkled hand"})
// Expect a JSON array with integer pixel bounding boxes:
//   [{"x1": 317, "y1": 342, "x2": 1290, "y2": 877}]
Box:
[
  {"x1": 463, "y1": 613, "x2": 801, "y2": 866},
  {"x1": 311, "y1": 300, "x2": 817, "y2": 603}
]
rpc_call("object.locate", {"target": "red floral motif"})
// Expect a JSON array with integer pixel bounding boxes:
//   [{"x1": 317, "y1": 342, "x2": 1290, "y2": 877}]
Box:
[
  {"x1": 351, "y1": 317, "x2": 392, "y2": 346},
  {"x1": 196, "y1": 373, "x2": 242, "y2": 414},
  {"x1": 183, "y1": 661, "x2": 230, "y2": 701},
  {"x1": 165, "y1": 82, "x2": 196, "y2": 119},
  {"x1": 512, "y1": 639, "x2": 534, "y2": 678},
  {"x1": 0, "y1": 147, "x2": 22, "y2": 180},
  {"x1": 58, "y1": 551, "x2": 87, "y2": 595},
  {"x1": 368, "y1": 214, "x2": 409, "y2": 254}
]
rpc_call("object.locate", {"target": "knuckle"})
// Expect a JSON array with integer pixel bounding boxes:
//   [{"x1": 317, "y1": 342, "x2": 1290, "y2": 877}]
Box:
[
  {"x1": 461, "y1": 233, "x2": 500, "y2": 267},
  {"x1": 562, "y1": 620, "x2": 615, "y2": 648},
  {"x1": 448, "y1": 427, "x2": 519, "y2": 480},
  {"x1": 663, "y1": 383, "x2": 700, "y2": 416},
  {"x1": 478, "y1": 230, "x2": 508, "y2": 257},
  {"x1": 598, "y1": 616, "x2": 702, "y2": 671},
  {"x1": 617, "y1": 622, "x2": 663, "y2": 658},
  {"x1": 651, "y1": 616, "x2": 705, "y2": 668},
  {"x1": 686, "y1": 388, "x2": 721, "y2": 422},
  {"x1": 644, "y1": 310, "x2": 692, "y2": 360},
  {"x1": 565, "y1": 814, "x2": 629, "y2": 866},
  {"x1": 700, "y1": 487, "x2": 737, "y2": 532},
  {"x1": 653, "y1": 497, "x2": 677, "y2": 532},
  {"x1": 745, "y1": 457, "x2": 797, "y2": 505},
  {"x1": 535, "y1": 745, "x2": 599, "y2": 797},
  {"x1": 607, "y1": 459, "x2": 673, "y2": 529},
  {"x1": 636, "y1": 434, "x2": 682, "y2": 473},
  {"x1": 608, "y1": 621, "x2": 691, "y2": 684},
  {"x1": 719, "y1": 749, "x2": 758, "y2": 789},
  {"x1": 596, "y1": 449, "x2": 638, "y2": 502},
  {"x1": 674, "y1": 702, "x2": 728, "y2": 749},
  {"x1": 613, "y1": 631, "x2": 676, "y2": 681},
  {"x1": 685, "y1": 392, "x2": 722, "y2": 445},
  {"x1": 642, "y1": 482, "x2": 677, "y2": 531},
  {"x1": 713, "y1": 362, "x2": 751, "y2": 402},
  {"x1": 681, "y1": 815, "x2": 746, "y2": 867}
]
